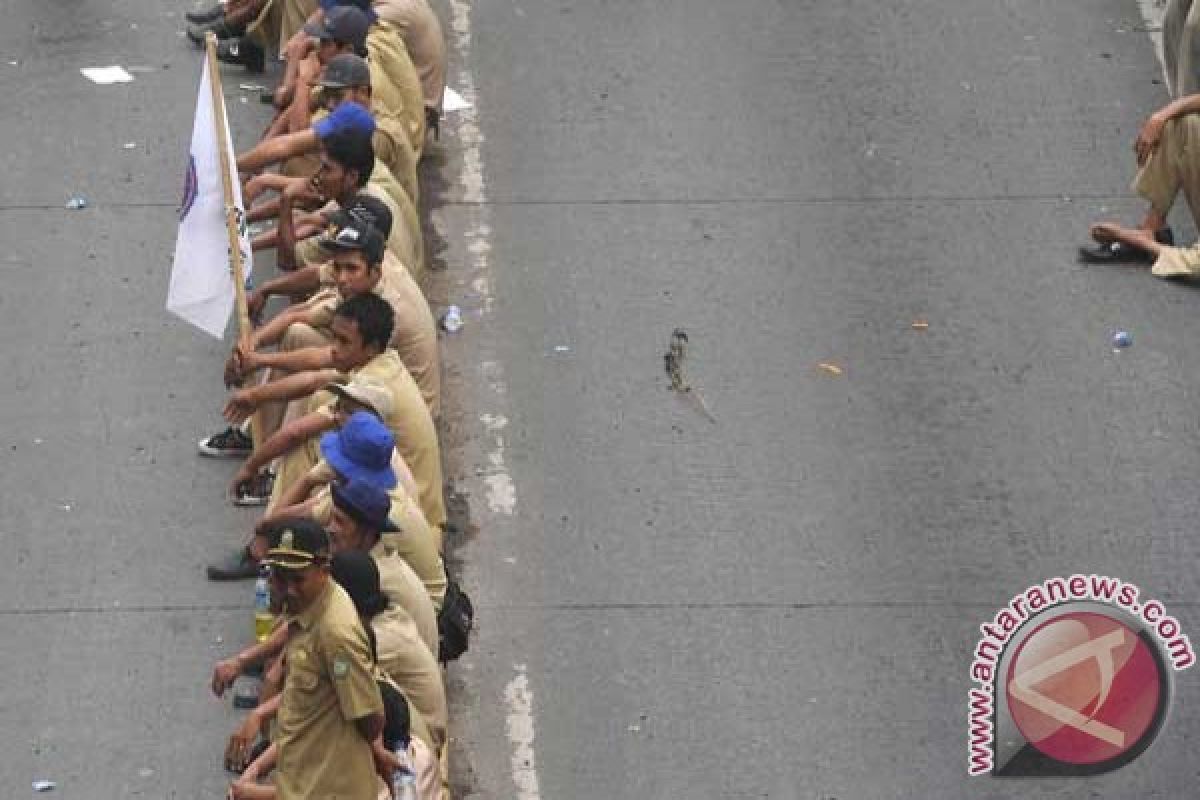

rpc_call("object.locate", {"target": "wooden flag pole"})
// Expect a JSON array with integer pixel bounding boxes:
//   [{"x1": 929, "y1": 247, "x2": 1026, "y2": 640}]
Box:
[{"x1": 205, "y1": 32, "x2": 263, "y2": 451}]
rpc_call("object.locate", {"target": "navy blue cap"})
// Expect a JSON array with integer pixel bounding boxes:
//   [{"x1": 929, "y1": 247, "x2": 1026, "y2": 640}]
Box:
[{"x1": 331, "y1": 479, "x2": 399, "y2": 533}]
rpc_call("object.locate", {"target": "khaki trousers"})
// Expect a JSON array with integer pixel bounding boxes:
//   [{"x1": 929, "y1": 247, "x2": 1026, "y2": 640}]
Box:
[
  {"x1": 1165, "y1": 0, "x2": 1200, "y2": 98},
  {"x1": 257, "y1": 321, "x2": 330, "y2": 441},
  {"x1": 1133, "y1": 115, "x2": 1200, "y2": 277},
  {"x1": 246, "y1": 0, "x2": 316, "y2": 54}
]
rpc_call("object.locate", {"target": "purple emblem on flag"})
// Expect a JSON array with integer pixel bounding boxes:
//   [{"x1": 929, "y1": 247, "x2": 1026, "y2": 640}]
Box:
[{"x1": 179, "y1": 154, "x2": 198, "y2": 220}]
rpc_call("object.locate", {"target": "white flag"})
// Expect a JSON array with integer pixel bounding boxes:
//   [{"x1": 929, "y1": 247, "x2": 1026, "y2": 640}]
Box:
[{"x1": 167, "y1": 56, "x2": 252, "y2": 339}]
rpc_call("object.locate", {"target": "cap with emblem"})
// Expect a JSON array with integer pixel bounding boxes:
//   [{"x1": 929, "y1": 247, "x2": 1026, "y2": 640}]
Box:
[
  {"x1": 332, "y1": 192, "x2": 394, "y2": 239},
  {"x1": 263, "y1": 518, "x2": 331, "y2": 570},
  {"x1": 318, "y1": 215, "x2": 386, "y2": 265},
  {"x1": 318, "y1": 53, "x2": 372, "y2": 89}
]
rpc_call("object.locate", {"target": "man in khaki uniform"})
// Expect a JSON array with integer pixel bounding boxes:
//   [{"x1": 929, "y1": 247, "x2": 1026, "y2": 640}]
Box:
[
  {"x1": 328, "y1": 541, "x2": 448, "y2": 752},
  {"x1": 1165, "y1": 0, "x2": 1200, "y2": 99},
  {"x1": 1081, "y1": 89, "x2": 1200, "y2": 277},
  {"x1": 232, "y1": 204, "x2": 439, "y2": 418},
  {"x1": 372, "y1": 0, "x2": 446, "y2": 121},
  {"x1": 247, "y1": 0, "x2": 319, "y2": 55},
  {"x1": 217, "y1": 294, "x2": 446, "y2": 533},
  {"x1": 330, "y1": 475, "x2": 446, "y2": 616},
  {"x1": 261, "y1": 519, "x2": 387, "y2": 800},
  {"x1": 239, "y1": 55, "x2": 419, "y2": 216}
]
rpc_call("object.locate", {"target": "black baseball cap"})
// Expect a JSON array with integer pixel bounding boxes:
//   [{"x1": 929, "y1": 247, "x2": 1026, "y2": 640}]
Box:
[
  {"x1": 319, "y1": 53, "x2": 372, "y2": 89},
  {"x1": 305, "y1": 6, "x2": 371, "y2": 52},
  {"x1": 335, "y1": 192, "x2": 394, "y2": 239},
  {"x1": 319, "y1": 215, "x2": 386, "y2": 265}
]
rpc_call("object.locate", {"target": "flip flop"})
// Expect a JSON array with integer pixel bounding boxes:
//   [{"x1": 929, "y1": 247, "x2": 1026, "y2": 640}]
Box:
[{"x1": 1078, "y1": 227, "x2": 1173, "y2": 264}]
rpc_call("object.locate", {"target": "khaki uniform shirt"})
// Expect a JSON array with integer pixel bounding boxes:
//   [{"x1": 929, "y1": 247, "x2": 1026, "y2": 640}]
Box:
[
  {"x1": 366, "y1": 24, "x2": 427, "y2": 153},
  {"x1": 275, "y1": 581, "x2": 383, "y2": 800},
  {"x1": 318, "y1": 350, "x2": 447, "y2": 534},
  {"x1": 371, "y1": 540, "x2": 440, "y2": 654},
  {"x1": 292, "y1": 164, "x2": 421, "y2": 277},
  {"x1": 365, "y1": 162, "x2": 425, "y2": 279},
  {"x1": 370, "y1": 598, "x2": 448, "y2": 749},
  {"x1": 372, "y1": 0, "x2": 446, "y2": 110},
  {"x1": 318, "y1": 250, "x2": 440, "y2": 417},
  {"x1": 371, "y1": 106, "x2": 420, "y2": 208}
]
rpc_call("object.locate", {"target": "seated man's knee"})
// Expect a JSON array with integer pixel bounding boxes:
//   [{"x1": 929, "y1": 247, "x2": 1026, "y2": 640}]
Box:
[{"x1": 281, "y1": 322, "x2": 323, "y2": 352}]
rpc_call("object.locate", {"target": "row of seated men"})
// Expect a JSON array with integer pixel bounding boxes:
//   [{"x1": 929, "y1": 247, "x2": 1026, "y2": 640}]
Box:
[
  {"x1": 1078, "y1": 0, "x2": 1200, "y2": 276},
  {"x1": 186, "y1": 1, "x2": 459, "y2": 796}
]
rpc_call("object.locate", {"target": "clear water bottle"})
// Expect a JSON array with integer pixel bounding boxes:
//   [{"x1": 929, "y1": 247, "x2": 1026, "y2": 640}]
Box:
[
  {"x1": 392, "y1": 748, "x2": 417, "y2": 800},
  {"x1": 253, "y1": 568, "x2": 273, "y2": 642}
]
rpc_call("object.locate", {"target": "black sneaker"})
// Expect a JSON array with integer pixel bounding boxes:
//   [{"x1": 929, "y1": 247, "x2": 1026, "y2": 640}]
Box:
[
  {"x1": 206, "y1": 546, "x2": 259, "y2": 581},
  {"x1": 216, "y1": 37, "x2": 265, "y2": 74},
  {"x1": 198, "y1": 426, "x2": 253, "y2": 458},
  {"x1": 185, "y1": 4, "x2": 225, "y2": 25},
  {"x1": 186, "y1": 18, "x2": 245, "y2": 46},
  {"x1": 233, "y1": 471, "x2": 275, "y2": 507}
]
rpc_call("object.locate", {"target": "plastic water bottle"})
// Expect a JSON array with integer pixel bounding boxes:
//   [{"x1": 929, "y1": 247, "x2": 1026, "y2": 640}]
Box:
[
  {"x1": 254, "y1": 568, "x2": 273, "y2": 642},
  {"x1": 441, "y1": 305, "x2": 463, "y2": 333},
  {"x1": 392, "y1": 766, "x2": 417, "y2": 800},
  {"x1": 392, "y1": 745, "x2": 417, "y2": 800}
]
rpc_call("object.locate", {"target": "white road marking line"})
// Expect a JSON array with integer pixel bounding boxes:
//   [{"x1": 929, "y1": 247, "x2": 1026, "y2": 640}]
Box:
[
  {"x1": 1136, "y1": 0, "x2": 1168, "y2": 78},
  {"x1": 505, "y1": 665, "x2": 542, "y2": 800},
  {"x1": 436, "y1": 0, "x2": 539, "y2": 796}
]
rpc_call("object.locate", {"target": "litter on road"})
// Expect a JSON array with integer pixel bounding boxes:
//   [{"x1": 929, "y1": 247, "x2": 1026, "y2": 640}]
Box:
[
  {"x1": 817, "y1": 362, "x2": 844, "y2": 376},
  {"x1": 80, "y1": 66, "x2": 134, "y2": 84},
  {"x1": 442, "y1": 305, "x2": 464, "y2": 332},
  {"x1": 443, "y1": 87, "x2": 472, "y2": 112}
]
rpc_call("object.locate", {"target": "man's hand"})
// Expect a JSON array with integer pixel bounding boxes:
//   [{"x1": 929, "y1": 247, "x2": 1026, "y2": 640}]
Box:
[
  {"x1": 284, "y1": 30, "x2": 315, "y2": 63},
  {"x1": 247, "y1": 289, "x2": 268, "y2": 323},
  {"x1": 223, "y1": 347, "x2": 248, "y2": 389},
  {"x1": 223, "y1": 389, "x2": 259, "y2": 425},
  {"x1": 282, "y1": 177, "x2": 321, "y2": 210},
  {"x1": 227, "y1": 779, "x2": 271, "y2": 800},
  {"x1": 243, "y1": 175, "x2": 271, "y2": 205},
  {"x1": 296, "y1": 54, "x2": 321, "y2": 88},
  {"x1": 371, "y1": 736, "x2": 399, "y2": 789},
  {"x1": 1136, "y1": 112, "x2": 1167, "y2": 166},
  {"x1": 212, "y1": 656, "x2": 242, "y2": 697},
  {"x1": 249, "y1": 529, "x2": 270, "y2": 561},
  {"x1": 225, "y1": 710, "x2": 264, "y2": 772},
  {"x1": 230, "y1": 463, "x2": 259, "y2": 499}
]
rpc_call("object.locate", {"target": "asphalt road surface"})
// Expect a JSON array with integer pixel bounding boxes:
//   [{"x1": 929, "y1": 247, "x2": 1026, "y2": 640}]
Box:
[{"x1": 4, "y1": 0, "x2": 1200, "y2": 798}]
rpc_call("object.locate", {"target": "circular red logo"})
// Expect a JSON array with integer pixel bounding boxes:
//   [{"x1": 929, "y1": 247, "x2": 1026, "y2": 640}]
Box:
[{"x1": 1005, "y1": 612, "x2": 1165, "y2": 766}]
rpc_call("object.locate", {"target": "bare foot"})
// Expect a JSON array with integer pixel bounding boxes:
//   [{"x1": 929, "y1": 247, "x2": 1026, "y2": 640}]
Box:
[{"x1": 1090, "y1": 222, "x2": 1159, "y2": 254}]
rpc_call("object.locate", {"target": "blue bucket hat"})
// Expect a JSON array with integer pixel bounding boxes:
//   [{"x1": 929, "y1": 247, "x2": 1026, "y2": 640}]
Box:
[{"x1": 320, "y1": 411, "x2": 397, "y2": 490}]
